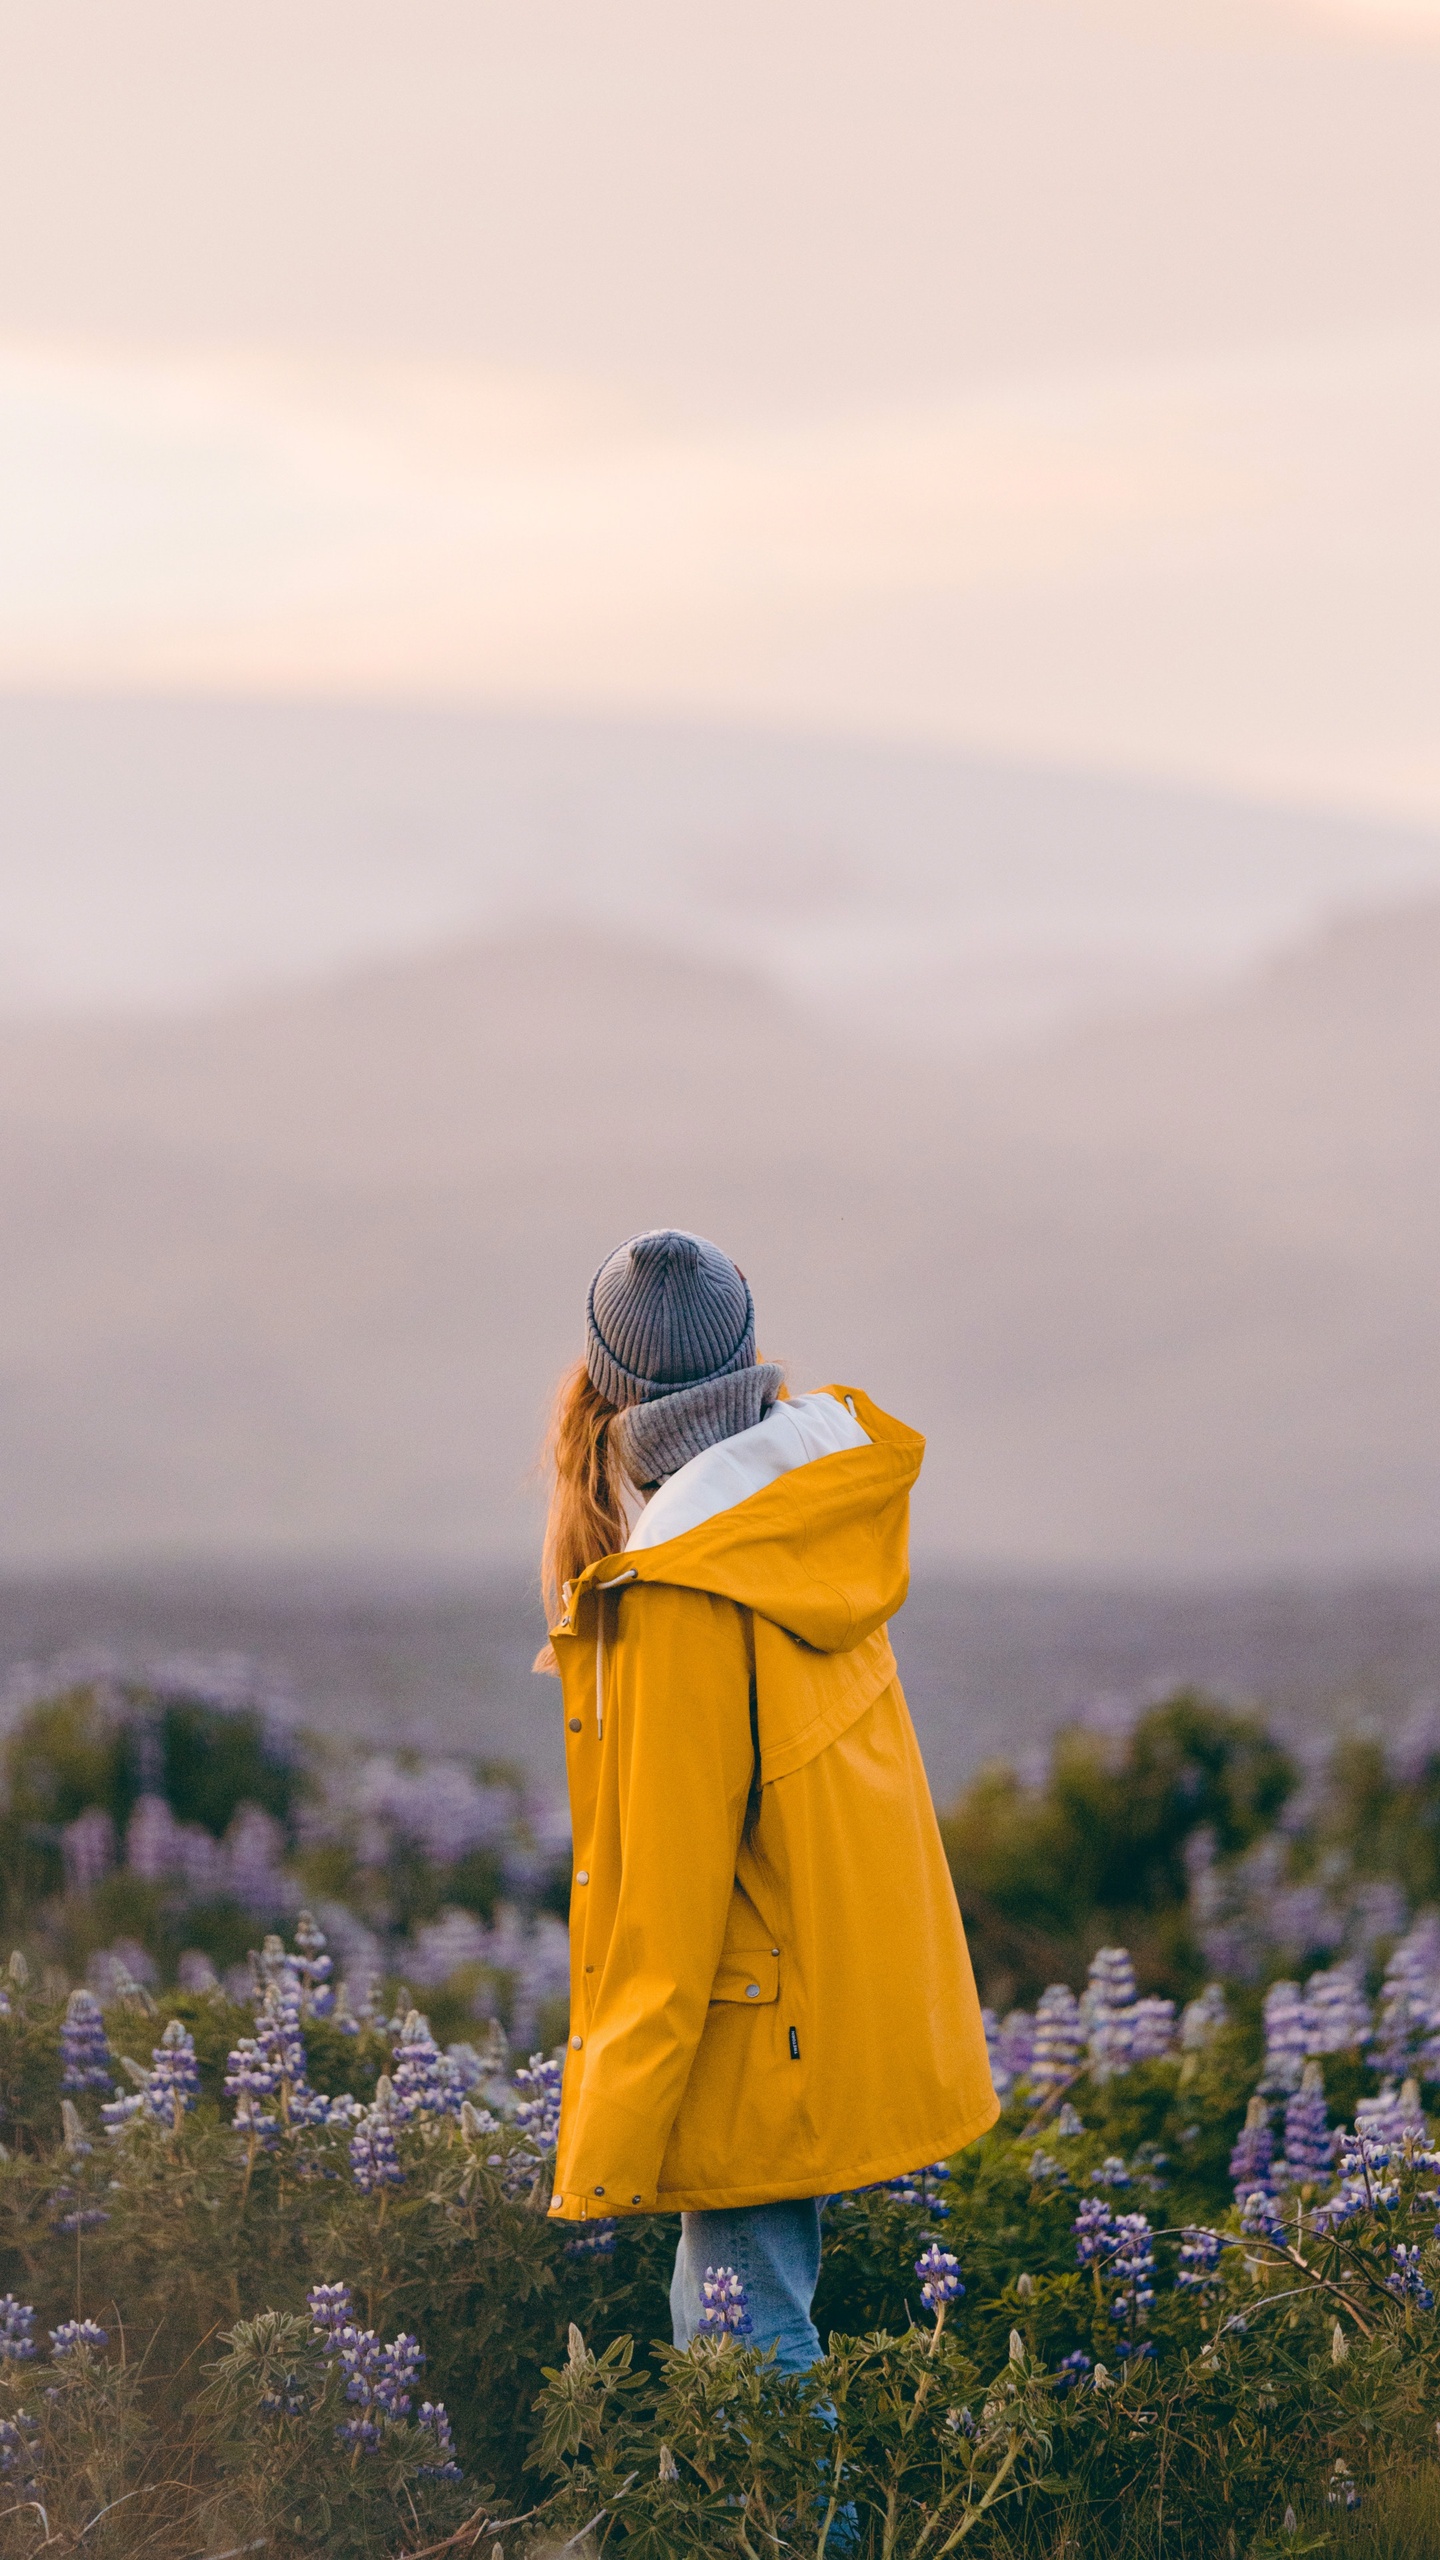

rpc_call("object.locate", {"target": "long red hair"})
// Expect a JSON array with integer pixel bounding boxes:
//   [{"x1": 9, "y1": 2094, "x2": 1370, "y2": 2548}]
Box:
[{"x1": 539, "y1": 1359, "x2": 630, "y2": 1632}]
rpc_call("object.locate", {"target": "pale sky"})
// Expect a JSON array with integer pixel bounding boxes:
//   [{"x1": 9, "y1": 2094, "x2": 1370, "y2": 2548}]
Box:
[{"x1": 1, "y1": 0, "x2": 1438, "y2": 826}]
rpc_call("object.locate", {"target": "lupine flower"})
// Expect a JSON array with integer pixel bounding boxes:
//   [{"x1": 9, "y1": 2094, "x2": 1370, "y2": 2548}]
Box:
[
  {"x1": 314, "y1": 2303, "x2": 429, "y2": 2450},
  {"x1": 1230, "y1": 2097, "x2": 1275, "y2": 2201},
  {"x1": 292, "y1": 1910, "x2": 334, "y2": 2016},
  {"x1": 0, "y1": 2296, "x2": 37, "y2": 2362},
  {"x1": 984, "y1": 2007, "x2": 1036, "y2": 2099},
  {"x1": 1177, "y1": 2227, "x2": 1224, "y2": 2290},
  {"x1": 50, "y1": 2320, "x2": 108, "y2": 2358},
  {"x1": 512, "y1": 2053, "x2": 564, "y2": 2151},
  {"x1": 564, "y1": 2221, "x2": 618, "y2": 2256},
  {"x1": 1129, "y1": 1997, "x2": 1177, "y2": 2063},
  {"x1": 59, "y1": 1989, "x2": 113, "y2": 2093},
  {"x1": 350, "y1": 2102, "x2": 404, "y2": 2193},
  {"x1": 1027, "y1": 2149, "x2": 1065, "y2": 2182},
  {"x1": 1259, "y1": 1983, "x2": 1310, "y2": 2095},
  {"x1": 100, "y1": 2092, "x2": 146, "y2": 2138},
  {"x1": 1277, "y1": 2063, "x2": 1336, "y2": 2188},
  {"x1": 698, "y1": 2267, "x2": 752, "y2": 2336},
  {"x1": 258, "y1": 2369, "x2": 308, "y2": 2417},
  {"x1": 1074, "y1": 2196, "x2": 1118, "y2": 2267},
  {"x1": 1376, "y1": 1924, "x2": 1440, "y2": 2079},
  {"x1": 915, "y1": 2243, "x2": 964, "y2": 2308},
  {"x1": 1386, "y1": 2245, "x2": 1435, "y2": 2308},
  {"x1": 391, "y1": 2012, "x2": 464, "y2": 2121},
  {"x1": 1305, "y1": 1964, "x2": 1371, "y2": 2055},
  {"x1": 1240, "y1": 2187, "x2": 1287, "y2": 2241},
  {"x1": 1084, "y1": 1948, "x2": 1138, "y2": 2082},
  {"x1": 1179, "y1": 1983, "x2": 1228, "y2": 2051},
  {"x1": 1054, "y1": 2350, "x2": 1092, "y2": 2394},
  {"x1": 1054, "y1": 2103, "x2": 1086, "y2": 2138},
  {"x1": 1028, "y1": 1985, "x2": 1084, "y2": 2093},
  {"x1": 145, "y1": 2020, "x2": 201, "y2": 2126},
  {"x1": 1326, "y1": 2460, "x2": 1360, "y2": 2512},
  {"x1": 1107, "y1": 2215, "x2": 1156, "y2": 2337},
  {"x1": 1088, "y1": 2155, "x2": 1133, "y2": 2189},
  {"x1": 416, "y1": 2401, "x2": 463, "y2": 2483},
  {"x1": 0, "y1": 2410, "x2": 40, "y2": 2488}
]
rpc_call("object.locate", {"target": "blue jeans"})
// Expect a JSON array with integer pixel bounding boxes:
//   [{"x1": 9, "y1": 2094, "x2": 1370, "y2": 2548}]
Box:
[{"x1": 670, "y1": 2198, "x2": 823, "y2": 2371}]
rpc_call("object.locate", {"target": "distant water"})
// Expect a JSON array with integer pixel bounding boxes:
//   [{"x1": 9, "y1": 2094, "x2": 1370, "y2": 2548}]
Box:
[{"x1": 2, "y1": 1565, "x2": 1438, "y2": 1806}]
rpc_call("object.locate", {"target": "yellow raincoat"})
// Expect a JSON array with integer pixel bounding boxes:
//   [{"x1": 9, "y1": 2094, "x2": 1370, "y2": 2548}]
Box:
[{"x1": 546, "y1": 1387, "x2": 998, "y2": 2222}]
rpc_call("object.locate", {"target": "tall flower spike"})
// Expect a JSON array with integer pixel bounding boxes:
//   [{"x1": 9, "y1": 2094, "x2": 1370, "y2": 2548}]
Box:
[
  {"x1": 0, "y1": 2297, "x2": 37, "y2": 2363},
  {"x1": 1028, "y1": 1984, "x2": 1084, "y2": 2093},
  {"x1": 1278, "y1": 2061, "x2": 1335, "y2": 2188},
  {"x1": 915, "y1": 2243, "x2": 964, "y2": 2309},
  {"x1": 1259, "y1": 1983, "x2": 1310, "y2": 2096},
  {"x1": 58, "y1": 1989, "x2": 113, "y2": 2093},
  {"x1": 1230, "y1": 2095, "x2": 1275, "y2": 2201},
  {"x1": 146, "y1": 2020, "x2": 201, "y2": 2126},
  {"x1": 697, "y1": 2266, "x2": 752, "y2": 2337}
]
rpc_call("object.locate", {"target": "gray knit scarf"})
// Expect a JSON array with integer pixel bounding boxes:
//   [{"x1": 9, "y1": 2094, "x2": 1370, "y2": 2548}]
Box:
[{"x1": 612, "y1": 1363, "x2": 784, "y2": 1490}]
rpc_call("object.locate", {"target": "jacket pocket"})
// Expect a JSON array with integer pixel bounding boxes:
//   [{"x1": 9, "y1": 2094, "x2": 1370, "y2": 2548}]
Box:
[{"x1": 710, "y1": 1950, "x2": 780, "y2": 2005}]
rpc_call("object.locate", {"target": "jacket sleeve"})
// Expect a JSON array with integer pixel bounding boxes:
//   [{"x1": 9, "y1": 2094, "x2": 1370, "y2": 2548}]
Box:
[{"x1": 549, "y1": 1585, "x2": 753, "y2": 2217}]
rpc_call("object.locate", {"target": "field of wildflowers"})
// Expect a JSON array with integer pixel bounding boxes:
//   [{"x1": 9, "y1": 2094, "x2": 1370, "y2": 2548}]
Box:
[{"x1": 7, "y1": 1671, "x2": 1440, "y2": 2553}]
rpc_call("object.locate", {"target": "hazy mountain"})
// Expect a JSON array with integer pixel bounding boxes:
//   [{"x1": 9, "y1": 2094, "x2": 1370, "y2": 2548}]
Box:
[{"x1": 1, "y1": 903, "x2": 1438, "y2": 1574}]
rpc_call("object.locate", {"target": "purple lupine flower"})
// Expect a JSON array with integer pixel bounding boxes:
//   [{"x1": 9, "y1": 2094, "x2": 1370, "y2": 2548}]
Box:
[
  {"x1": 145, "y1": 2020, "x2": 201, "y2": 2126},
  {"x1": 100, "y1": 2092, "x2": 146, "y2": 2138},
  {"x1": 59, "y1": 1989, "x2": 113, "y2": 2094},
  {"x1": 1277, "y1": 2063, "x2": 1336, "y2": 2188},
  {"x1": 1084, "y1": 1948, "x2": 1138, "y2": 2083},
  {"x1": 1376, "y1": 1925, "x2": 1440, "y2": 2079},
  {"x1": 1088, "y1": 2155, "x2": 1133, "y2": 2190},
  {"x1": 0, "y1": 2297, "x2": 37, "y2": 2363},
  {"x1": 1107, "y1": 2214, "x2": 1156, "y2": 2340},
  {"x1": 984, "y1": 2007, "x2": 1036, "y2": 2100},
  {"x1": 1176, "y1": 2227, "x2": 1224, "y2": 2291},
  {"x1": 349, "y1": 2102, "x2": 404, "y2": 2193},
  {"x1": 564, "y1": 2220, "x2": 618, "y2": 2257},
  {"x1": 1305, "y1": 1964, "x2": 1371, "y2": 2055},
  {"x1": 1129, "y1": 1997, "x2": 1177, "y2": 2063},
  {"x1": 512, "y1": 2053, "x2": 564, "y2": 2151},
  {"x1": 915, "y1": 2243, "x2": 964, "y2": 2309},
  {"x1": 1074, "y1": 2195, "x2": 1118, "y2": 2267},
  {"x1": 373, "y1": 2332, "x2": 424, "y2": 2418},
  {"x1": 1240, "y1": 2186, "x2": 1287, "y2": 2241},
  {"x1": 1230, "y1": 2098, "x2": 1275, "y2": 2202},
  {"x1": 0, "y1": 2409, "x2": 40, "y2": 2487},
  {"x1": 308, "y1": 2283, "x2": 354, "y2": 2334},
  {"x1": 1029, "y1": 1984, "x2": 1084, "y2": 2093},
  {"x1": 49, "y1": 2319, "x2": 108, "y2": 2358},
  {"x1": 1054, "y1": 2350, "x2": 1092, "y2": 2394},
  {"x1": 698, "y1": 2267, "x2": 752, "y2": 2337},
  {"x1": 416, "y1": 2400, "x2": 463, "y2": 2483},
  {"x1": 292, "y1": 1910, "x2": 334, "y2": 2018},
  {"x1": 317, "y1": 2313, "x2": 432, "y2": 2451},
  {"x1": 391, "y1": 2012, "x2": 463, "y2": 2122},
  {"x1": 1259, "y1": 1983, "x2": 1310, "y2": 2096},
  {"x1": 1386, "y1": 2245, "x2": 1435, "y2": 2308}
]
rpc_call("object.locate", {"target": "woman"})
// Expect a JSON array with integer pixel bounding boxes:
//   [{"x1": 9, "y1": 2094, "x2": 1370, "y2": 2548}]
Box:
[{"x1": 538, "y1": 1228, "x2": 997, "y2": 2371}]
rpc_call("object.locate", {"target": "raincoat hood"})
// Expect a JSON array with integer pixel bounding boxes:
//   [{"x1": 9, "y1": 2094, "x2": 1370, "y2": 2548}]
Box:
[{"x1": 563, "y1": 1386, "x2": 922, "y2": 1657}]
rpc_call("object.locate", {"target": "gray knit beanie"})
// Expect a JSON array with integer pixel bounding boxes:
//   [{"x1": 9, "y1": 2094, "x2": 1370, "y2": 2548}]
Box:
[{"x1": 586, "y1": 1230, "x2": 755, "y2": 1407}]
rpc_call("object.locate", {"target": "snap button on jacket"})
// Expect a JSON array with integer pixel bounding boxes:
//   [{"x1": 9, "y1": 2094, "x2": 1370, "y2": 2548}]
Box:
[{"x1": 546, "y1": 1387, "x2": 999, "y2": 2219}]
